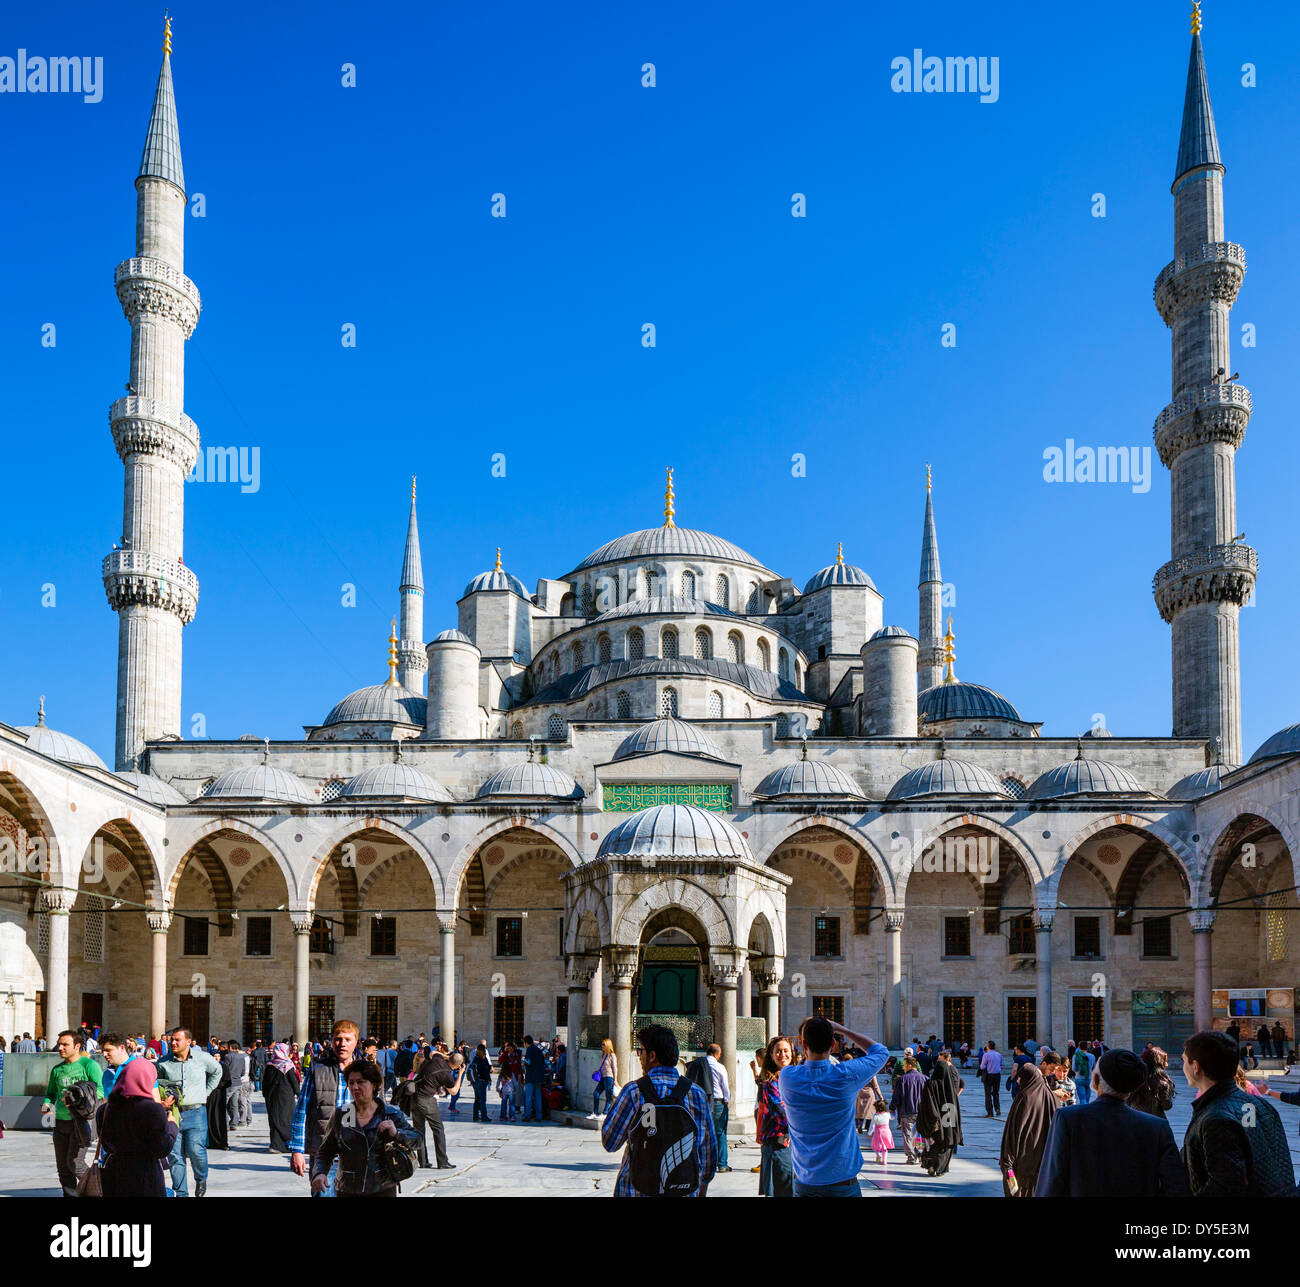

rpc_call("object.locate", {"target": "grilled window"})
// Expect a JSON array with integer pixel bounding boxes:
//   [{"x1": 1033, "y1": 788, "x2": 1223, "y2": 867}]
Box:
[
  {"x1": 661, "y1": 687, "x2": 678, "y2": 718},
  {"x1": 494, "y1": 995, "x2": 524, "y2": 1046},
  {"x1": 82, "y1": 896, "x2": 105, "y2": 964},
  {"x1": 242, "y1": 995, "x2": 273, "y2": 1046},
  {"x1": 496, "y1": 916, "x2": 523, "y2": 958},
  {"x1": 366, "y1": 995, "x2": 398, "y2": 1045},
  {"x1": 309, "y1": 916, "x2": 334, "y2": 954},
  {"x1": 943, "y1": 915, "x2": 971, "y2": 957},
  {"x1": 662, "y1": 627, "x2": 679, "y2": 659},
  {"x1": 183, "y1": 915, "x2": 209, "y2": 957},
  {"x1": 370, "y1": 915, "x2": 397, "y2": 957},
  {"x1": 246, "y1": 916, "x2": 272, "y2": 958},
  {"x1": 943, "y1": 995, "x2": 975, "y2": 1049},
  {"x1": 681, "y1": 571, "x2": 696, "y2": 598},
  {"x1": 694, "y1": 627, "x2": 712, "y2": 660},
  {"x1": 1073, "y1": 916, "x2": 1102, "y2": 958},
  {"x1": 616, "y1": 690, "x2": 632, "y2": 719},
  {"x1": 1008, "y1": 913, "x2": 1034, "y2": 955},
  {"x1": 597, "y1": 633, "x2": 612, "y2": 664},
  {"x1": 715, "y1": 575, "x2": 730, "y2": 608},
  {"x1": 708, "y1": 691, "x2": 723, "y2": 719},
  {"x1": 1007, "y1": 996, "x2": 1036, "y2": 1048},
  {"x1": 628, "y1": 628, "x2": 645, "y2": 661},
  {"x1": 308, "y1": 995, "x2": 335, "y2": 1044},
  {"x1": 813, "y1": 916, "x2": 841, "y2": 958},
  {"x1": 812, "y1": 995, "x2": 844, "y2": 1024}
]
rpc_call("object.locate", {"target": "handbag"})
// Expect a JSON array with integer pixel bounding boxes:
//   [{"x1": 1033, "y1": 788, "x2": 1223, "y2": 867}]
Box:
[{"x1": 76, "y1": 1162, "x2": 103, "y2": 1198}]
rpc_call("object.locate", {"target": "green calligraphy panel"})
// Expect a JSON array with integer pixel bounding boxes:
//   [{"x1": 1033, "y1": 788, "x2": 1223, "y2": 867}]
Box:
[{"x1": 602, "y1": 783, "x2": 734, "y2": 812}]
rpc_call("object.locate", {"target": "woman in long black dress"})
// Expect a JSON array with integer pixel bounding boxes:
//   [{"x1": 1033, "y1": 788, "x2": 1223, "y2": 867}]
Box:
[
  {"x1": 96, "y1": 1058, "x2": 179, "y2": 1197},
  {"x1": 263, "y1": 1041, "x2": 301, "y2": 1153},
  {"x1": 207, "y1": 1041, "x2": 231, "y2": 1150},
  {"x1": 917, "y1": 1051, "x2": 964, "y2": 1177}
]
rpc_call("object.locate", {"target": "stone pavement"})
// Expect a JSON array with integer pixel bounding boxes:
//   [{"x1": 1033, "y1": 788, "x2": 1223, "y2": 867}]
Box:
[{"x1": 2, "y1": 1070, "x2": 1298, "y2": 1197}]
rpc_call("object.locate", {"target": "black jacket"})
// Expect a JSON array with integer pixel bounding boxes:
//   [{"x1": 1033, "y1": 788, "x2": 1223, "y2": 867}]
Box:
[
  {"x1": 95, "y1": 1095, "x2": 178, "y2": 1197},
  {"x1": 683, "y1": 1055, "x2": 714, "y2": 1101},
  {"x1": 1182, "y1": 1081, "x2": 1294, "y2": 1197}
]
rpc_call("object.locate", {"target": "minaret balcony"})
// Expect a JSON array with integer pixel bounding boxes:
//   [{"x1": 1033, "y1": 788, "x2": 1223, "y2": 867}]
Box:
[
  {"x1": 1152, "y1": 542, "x2": 1257, "y2": 622},
  {"x1": 102, "y1": 549, "x2": 200, "y2": 624},
  {"x1": 1153, "y1": 241, "x2": 1246, "y2": 323},
  {"x1": 115, "y1": 256, "x2": 201, "y2": 336},
  {"x1": 1153, "y1": 382, "x2": 1251, "y2": 466},
  {"x1": 110, "y1": 395, "x2": 200, "y2": 471}
]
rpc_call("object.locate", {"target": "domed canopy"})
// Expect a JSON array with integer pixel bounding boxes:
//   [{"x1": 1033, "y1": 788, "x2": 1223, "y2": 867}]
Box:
[
  {"x1": 869, "y1": 625, "x2": 913, "y2": 641},
  {"x1": 803, "y1": 545, "x2": 876, "y2": 595},
  {"x1": 590, "y1": 596, "x2": 741, "y2": 624},
  {"x1": 16, "y1": 702, "x2": 107, "y2": 770},
  {"x1": 1167, "y1": 763, "x2": 1239, "y2": 801},
  {"x1": 340, "y1": 763, "x2": 454, "y2": 803},
  {"x1": 463, "y1": 549, "x2": 529, "y2": 600},
  {"x1": 754, "y1": 759, "x2": 864, "y2": 799},
  {"x1": 116, "y1": 770, "x2": 189, "y2": 805},
  {"x1": 614, "y1": 717, "x2": 728, "y2": 763},
  {"x1": 204, "y1": 763, "x2": 314, "y2": 804},
  {"x1": 886, "y1": 758, "x2": 1009, "y2": 800},
  {"x1": 322, "y1": 684, "x2": 426, "y2": 728},
  {"x1": 919, "y1": 681, "x2": 1022, "y2": 724},
  {"x1": 431, "y1": 629, "x2": 473, "y2": 644},
  {"x1": 1025, "y1": 757, "x2": 1150, "y2": 801},
  {"x1": 1249, "y1": 723, "x2": 1300, "y2": 765},
  {"x1": 475, "y1": 762, "x2": 584, "y2": 801},
  {"x1": 597, "y1": 804, "x2": 752, "y2": 860}
]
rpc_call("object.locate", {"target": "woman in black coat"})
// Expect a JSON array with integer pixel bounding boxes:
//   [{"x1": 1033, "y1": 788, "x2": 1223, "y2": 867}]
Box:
[
  {"x1": 207, "y1": 1043, "x2": 231, "y2": 1150},
  {"x1": 262, "y1": 1042, "x2": 301, "y2": 1153},
  {"x1": 95, "y1": 1058, "x2": 179, "y2": 1197}
]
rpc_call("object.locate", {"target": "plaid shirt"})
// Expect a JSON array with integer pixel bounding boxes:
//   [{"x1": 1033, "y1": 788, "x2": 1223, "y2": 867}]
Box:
[
  {"x1": 755, "y1": 1077, "x2": 789, "y2": 1143},
  {"x1": 601, "y1": 1066, "x2": 717, "y2": 1196}
]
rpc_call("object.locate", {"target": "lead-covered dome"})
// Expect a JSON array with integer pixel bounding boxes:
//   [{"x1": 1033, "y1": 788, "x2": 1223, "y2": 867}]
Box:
[
  {"x1": 754, "y1": 759, "x2": 865, "y2": 798},
  {"x1": 870, "y1": 625, "x2": 913, "y2": 641},
  {"x1": 116, "y1": 771, "x2": 189, "y2": 805},
  {"x1": 16, "y1": 704, "x2": 107, "y2": 770},
  {"x1": 1249, "y1": 723, "x2": 1300, "y2": 765},
  {"x1": 340, "y1": 763, "x2": 454, "y2": 802},
  {"x1": 919, "y1": 682, "x2": 1022, "y2": 724},
  {"x1": 614, "y1": 717, "x2": 728, "y2": 763},
  {"x1": 887, "y1": 758, "x2": 1009, "y2": 800},
  {"x1": 803, "y1": 547, "x2": 876, "y2": 595},
  {"x1": 597, "y1": 804, "x2": 752, "y2": 860},
  {"x1": 204, "y1": 763, "x2": 314, "y2": 803},
  {"x1": 322, "y1": 683, "x2": 426, "y2": 727},
  {"x1": 431, "y1": 629, "x2": 473, "y2": 644},
  {"x1": 1026, "y1": 757, "x2": 1150, "y2": 800},
  {"x1": 475, "y1": 762, "x2": 584, "y2": 800},
  {"x1": 1167, "y1": 763, "x2": 1239, "y2": 801},
  {"x1": 572, "y1": 527, "x2": 771, "y2": 574}
]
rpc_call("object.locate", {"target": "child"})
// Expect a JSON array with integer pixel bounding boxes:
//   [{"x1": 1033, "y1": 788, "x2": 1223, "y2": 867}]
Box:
[
  {"x1": 499, "y1": 1067, "x2": 519, "y2": 1121},
  {"x1": 869, "y1": 1103, "x2": 894, "y2": 1165}
]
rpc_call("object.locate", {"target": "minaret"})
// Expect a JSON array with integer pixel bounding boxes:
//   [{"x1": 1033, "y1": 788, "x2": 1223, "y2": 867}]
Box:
[
  {"x1": 103, "y1": 18, "x2": 201, "y2": 772},
  {"x1": 918, "y1": 465, "x2": 944, "y2": 690},
  {"x1": 398, "y1": 477, "x2": 426, "y2": 693},
  {"x1": 1152, "y1": 3, "x2": 1255, "y2": 765}
]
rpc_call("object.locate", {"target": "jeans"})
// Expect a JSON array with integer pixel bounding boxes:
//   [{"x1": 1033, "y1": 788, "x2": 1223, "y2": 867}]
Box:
[
  {"x1": 594, "y1": 1077, "x2": 614, "y2": 1114},
  {"x1": 472, "y1": 1079, "x2": 489, "y2": 1121},
  {"x1": 53, "y1": 1119, "x2": 94, "y2": 1197},
  {"x1": 522, "y1": 1082, "x2": 543, "y2": 1121},
  {"x1": 167, "y1": 1105, "x2": 209, "y2": 1195},
  {"x1": 897, "y1": 1113, "x2": 919, "y2": 1162},
  {"x1": 793, "y1": 1176, "x2": 862, "y2": 1197},
  {"x1": 759, "y1": 1139, "x2": 793, "y2": 1196},
  {"x1": 1073, "y1": 1075, "x2": 1091, "y2": 1105},
  {"x1": 711, "y1": 1100, "x2": 729, "y2": 1169},
  {"x1": 983, "y1": 1072, "x2": 1001, "y2": 1115},
  {"x1": 500, "y1": 1090, "x2": 515, "y2": 1121},
  {"x1": 312, "y1": 1158, "x2": 337, "y2": 1197}
]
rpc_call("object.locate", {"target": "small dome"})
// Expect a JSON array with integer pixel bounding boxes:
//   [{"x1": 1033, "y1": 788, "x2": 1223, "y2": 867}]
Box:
[
  {"x1": 869, "y1": 626, "x2": 914, "y2": 641},
  {"x1": 614, "y1": 717, "x2": 728, "y2": 763},
  {"x1": 16, "y1": 706, "x2": 107, "y2": 770},
  {"x1": 431, "y1": 629, "x2": 473, "y2": 644},
  {"x1": 919, "y1": 681, "x2": 1022, "y2": 724},
  {"x1": 116, "y1": 771, "x2": 189, "y2": 805},
  {"x1": 803, "y1": 559, "x2": 876, "y2": 595},
  {"x1": 1081, "y1": 726, "x2": 1113, "y2": 739},
  {"x1": 754, "y1": 759, "x2": 864, "y2": 798},
  {"x1": 1026, "y1": 757, "x2": 1150, "y2": 801},
  {"x1": 1249, "y1": 723, "x2": 1300, "y2": 765},
  {"x1": 597, "y1": 804, "x2": 752, "y2": 860},
  {"x1": 887, "y1": 758, "x2": 1009, "y2": 800},
  {"x1": 340, "y1": 763, "x2": 454, "y2": 803},
  {"x1": 463, "y1": 555, "x2": 530, "y2": 600},
  {"x1": 572, "y1": 528, "x2": 771, "y2": 574},
  {"x1": 323, "y1": 683, "x2": 426, "y2": 727},
  {"x1": 1167, "y1": 763, "x2": 1240, "y2": 801},
  {"x1": 204, "y1": 763, "x2": 314, "y2": 804},
  {"x1": 475, "y1": 761, "x2": 584, "y2": 800}
]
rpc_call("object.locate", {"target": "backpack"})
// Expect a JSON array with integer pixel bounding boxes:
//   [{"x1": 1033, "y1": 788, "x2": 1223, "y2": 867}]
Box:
[{"x1": 627, "y1": 1076, "x2": 700, "y2": 1197}]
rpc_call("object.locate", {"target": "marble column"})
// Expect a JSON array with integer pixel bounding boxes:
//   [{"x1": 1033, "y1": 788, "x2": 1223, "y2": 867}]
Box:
[
  {"x1": 1191, "y1": 909, "x2": 1216, "y2": 1033},
  {"x1": 755, "y1": 957, "x2": 783, "y2": 1042},
  {"x1": 738, "y1": 964, "x2": 752, "y2": 1018},
  {"x1": 885, "y1": 910, "x2": 904, "y2": 1049},
  {"x1": 606, "y1": 946, "x2": 638, "y2": 1088},
  {"x1": 147, "y1": 909, "x2": 172, "y2": 1038},
  {"x1": 291, "y1": 913, "x2": 312, "y2": 1043},
  {"x1": 710, "y1": 949, "x2": 744, "y2": 1101},
  {"x1": 1034, "y1": 910, "x2": 1055, "y2": 1049},
  {"x1": 588, "y1": 955, "x2": 604, "y2": 1015},
  {"x1": 437, "y1": 913, "x2": 457, "y2": 1044},
  {"x1": 43, "y1": 887, "x2": 77, "y2": 1038},
  {"x1": 565, "y1": 954, "x2": 597, "y2": 1103}
]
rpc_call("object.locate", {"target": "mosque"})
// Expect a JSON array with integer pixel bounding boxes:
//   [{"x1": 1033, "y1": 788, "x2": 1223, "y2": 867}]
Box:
[{"x1": 2, "y1": 13, "x2": 1298, "y2": 1113}]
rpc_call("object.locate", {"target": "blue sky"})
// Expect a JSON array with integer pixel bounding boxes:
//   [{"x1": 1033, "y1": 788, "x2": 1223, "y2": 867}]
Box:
[{"x1": 4, "y1": 1, "x2": 1298, "y2": 760}]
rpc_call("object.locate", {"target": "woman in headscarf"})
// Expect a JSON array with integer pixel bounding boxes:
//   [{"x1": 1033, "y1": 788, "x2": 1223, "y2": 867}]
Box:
[
  {"x1": 917, "y1": 1051, "x2": 963, "y2": 1176},
  {"x1": 206, "y1": 1039, "x2": 230, "y2": 1151},
  {"x1": 262, "y1": 1041, "x2": 301, "y2": 1153},
  {"x1": 998, "y1": 1061, "x2": 1057, "y2": 1196},
  {"x1": 95, "y1": 1057, "x2": 178, "y2": 1197}
]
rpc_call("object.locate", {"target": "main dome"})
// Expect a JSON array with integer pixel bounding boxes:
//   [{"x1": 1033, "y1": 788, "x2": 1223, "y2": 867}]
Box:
[
  {"x1": 322, "y1": 684, "x2": 426, "y2": 727},
  {"x1": 887, "y1": 758, "x2": 1009, "y2": 800},
  {"x1": 919, "y1": 681, "x2": 1022, "y2": 724},
  {"x1": 572, "y1": 527, "x2": 772, "y2": 574},
  {"x1": 613, "y1": 718, "x2": 728, "y2": 763},
  {"x1": 597, "y1": 804, "x2": 752, "y2": 860}
]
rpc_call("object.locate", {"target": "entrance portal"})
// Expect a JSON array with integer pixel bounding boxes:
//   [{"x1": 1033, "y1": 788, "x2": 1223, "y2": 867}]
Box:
[{"x1": 638, "y1": 927, "x2": 701, "y2": 1016}]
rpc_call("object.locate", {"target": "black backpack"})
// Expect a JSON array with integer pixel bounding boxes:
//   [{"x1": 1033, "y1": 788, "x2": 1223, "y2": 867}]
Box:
[{"x1": 627, "y1": 1076, "x2": 700, "y2": 1197}]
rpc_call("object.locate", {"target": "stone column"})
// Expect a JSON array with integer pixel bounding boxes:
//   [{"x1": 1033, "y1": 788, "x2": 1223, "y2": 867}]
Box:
[
  {"x1": 755, "y1": 958, "x2": 782, "y2": 1042},
  {"x1": 43, "y1": 887, "x2": 77, "y2": 1038},
  {"x1": 147, "y1": 909, "x2": 172, "y2": 1038},
  {"x1": 710, "y1": 949, "x2": 745, "y2": 1099},
  {"x1": 588, "y1": 954, "x2": 604, "y2": 1015},
  {"x1": 606, "y1": 946, "x2": 638, "y2": 1087},
  {"x1": 291, "y1": 913, "x2": 313, "y2": 1043},
  {"x1": 565, "y1": 954, "x2": 597, "y2": 1103},
  {"x1": 437, "y1": 913, "x2": 457, "y2": 1044},
  {"x1": 1034, "y1": 909, "x2": 1055, "y2": 1049},
  {"x1": 1191, "y1": 909, "x2": 1216, "y2": 1033},
  {"x1": 738, "y1": 964, "x2": 752, "y2": 1018},
  {"x1": 885, "y1": 910, "x2": 905, "y2": 1049}
]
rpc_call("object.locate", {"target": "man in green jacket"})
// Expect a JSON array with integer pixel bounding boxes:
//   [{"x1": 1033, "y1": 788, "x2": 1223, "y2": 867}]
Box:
[
  {"x1": 42, "y1": 1029, "x2": 104, "y2": 1196},
  {"x1": 156, "y1": 1027, "x2": 222, "y2": 1197}
]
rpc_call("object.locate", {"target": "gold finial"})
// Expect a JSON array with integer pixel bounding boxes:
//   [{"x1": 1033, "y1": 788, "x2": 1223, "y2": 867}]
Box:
[
  {"x1": 1191, "y1": 1, "x2": 1202, "y2": 35},
  {"x1": 262, "y1": 737, "x2": 270, "y2": 764},
  {"x1": 663, "y1": 468, "x2": 676, "y2": 529},
  {"x1": 37, "y1": 695, "x2": 46, "y2": 726},
  {"x1": 386, "y1": 618, "x2": 399, "y2": 686},
  {"x1": 926, "y1": 463, "x2": 932, "y2": 494},
  {"x1": 410, "y1": 475, "x2": 417, "y2": 503},
  {"x1": 494, "y1": 546, "x2": 502, "y2": 572},
  {"x1": 162, "y1": 14, "x2": 173, "y2": 56},
  {"x1": 942, "y1": 614, "x2": 957, "y2": 684},
  {"x1": 836, "y1": 541, "x2": 844, "y2": 566}
]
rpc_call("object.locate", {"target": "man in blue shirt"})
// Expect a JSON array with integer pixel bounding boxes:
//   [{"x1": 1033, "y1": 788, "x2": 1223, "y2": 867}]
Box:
[{"x1": 778, "y1": 1016, "x2": 888, "y2": 1197}]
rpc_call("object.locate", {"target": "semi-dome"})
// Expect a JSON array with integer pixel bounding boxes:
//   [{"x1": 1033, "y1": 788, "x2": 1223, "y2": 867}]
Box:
[
  {"x1": 339, "y1": 763, "x2": 454, "y2": 803},
  {"x1": 204, "y1": 763, "x2": 314, "y2": 804},
  {"x1": 1167, "y1": 763, "x2": 1239, "y2": 801},
  {"x1": 919, "y1": 681, "x2": 1022, "y2": 724},
  {"x1": 116, "y1": 770, "x2": 189, "y2": 805},
  {"x1": 590, "y1": 596, "x2": 742, "y2": 624},
  {"x1": 463, "y1": 550, "x2": 529, "y2": 600},
  {"x1": 803, "y1": 547, "x2": 876, "y2": 595},
  {"x1": 886, "y1": 758, "x2": 1009, "y2": 800},
  {"x1": 754, "y1": 758, "x2": 865, "y2": 798},
  {"x1": 322, "y1": 683, "x2": 426, "y2": 727},
  {"x1": 1026, "y1": 757, "x2": 1150, "y2": 800},
  {"x1": 431, "y1": 629, "x2": 473, "y2": 644},
  {"x1": 597, "y1": 804, "x2": 752, "y2": 860},
  {"x1": 613, "y1": 717, "x2": 728, "y2": 763},
  {"x1": 474, "y1": 761, "x2": 584, "y2": 800},
  {"x1": 16, "y1": 703, "x2": 107, "y2": 770},
  {"x1": 1248, "y1": 723, "x2": 1300, "y2": 765},
  {"x1": 869, "y1": 625, "x2": 914, "y2": 641},
  {"x1": 572, "y1": 527, "x2": 772, "y2": 574}
]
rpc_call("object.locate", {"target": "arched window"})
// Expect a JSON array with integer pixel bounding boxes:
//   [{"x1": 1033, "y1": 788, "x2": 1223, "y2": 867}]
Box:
[
  {"x1": 597, "y1": 633, "x2": 612, "y2": 665},
  {"x1": 775, "y1": 713, "x2": 790, "y2": 737},
  {"x1": 662, "y1": 627, "x2": 679, "y2": 659},
  {"x1": 661, "y1": 687, "x2": 679, "y2": 718},
  {"x1": 1001, "y1": 776, "x2": 1026, "y2": 799},
  {"x1": 628, "y1": 627, "x2": 645, "y2": 661},
  {"x1": 571, "y1": 641, "x2": 584, "y2": 669},
  {"x1": 511, "y1": 721, "x2": 524, "y2": 739},
  {"x1": 681, "y1": 570, "x2": 696, "y2": 598},
  {"x1": 547, "y1": 714, "x2": 567, "y2": 740},
  {"x1": 727, "y1": 631, "x2": 744, "y2": 664},
  {"x1": 715, "y1": 574, "x2": 730, "y2": 608},
  {"x1": 794, "y1": 663, "x2": 802, "y2": 689},
  {"x1": 694, "y1": 627, "x2": 712, "y2": 660},
  {"x1": 778, "y1": 648, "x2": 791, "y2": 681},
  {"x1": 616, "y1": 690, "x2": 632, "y2": 719},
  {"x1": 644, "y1": 566, "x2": 659, "y2": 596},
  {"x1": 758, "y1": 639, "x2": 771, "y2": 671},
  {"x1": 747, "y1": 582, "x2": 762, "y2": 613},
  {"x1": 581, "y1": 584, "x2": 594, "y2": 617},
  {"x1": 708, "y1": 691, "x2": 723, "y2": 719},
  {"x1": 320, "y1": 778, "x2": 345, "y2": 802},
  {"x1": 550, "y1": 652, "x2": 560, "y2": 681},
  {"x1": 560, "y1": 593, "x2": 575, "y2": 617}
]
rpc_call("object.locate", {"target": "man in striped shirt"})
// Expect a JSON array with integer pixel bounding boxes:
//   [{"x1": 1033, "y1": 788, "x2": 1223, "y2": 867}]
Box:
[{"x1": 601, "y1": 1025, "x2": 717, "y2": 1197}]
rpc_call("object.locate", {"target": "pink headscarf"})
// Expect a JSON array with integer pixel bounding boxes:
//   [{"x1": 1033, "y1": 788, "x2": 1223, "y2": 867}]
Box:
[
  {"x1": 113, "y1": 1057, "x2": 159, "y2": 1099},
  {"x1": 269, "y1": 1042, "x2": 295, "y2": 1075}
]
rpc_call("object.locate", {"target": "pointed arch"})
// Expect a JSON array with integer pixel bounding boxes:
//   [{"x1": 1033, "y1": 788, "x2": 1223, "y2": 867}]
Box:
[
  {"x1": 563, "y1": 883, "x2": 611, "y2": 955},
  {"x1": 614, "y1": 877, "x2": 733, "y2": 949},
  {"x1": 1199, "y1": 808, "x2": 1295, "y2": 910},
  {"x1": 753, "y1": 815, "x2": 893, "y2": 901},
  {"x1": 305, "y1": 818, "x2": 443, "y2": 906},
  {"x1": 445, "y1": 817, "x2": 583, "y2": 917}
]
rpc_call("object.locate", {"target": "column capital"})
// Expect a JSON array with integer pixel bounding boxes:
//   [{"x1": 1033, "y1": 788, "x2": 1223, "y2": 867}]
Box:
[
  {"x1": 436, "y1": 911, "x2": 458, "y2": 936},
  {"x1": 41, "y1": 886, "x2": 78, "y2": 914},
  {"x1": 566, "y1": 953, "x2": 599, "y2": 988},
  {"x1": 289, "y1": 910, "x2": 315, "y2": 935},
  {"x1": 146, "y1": 909, "x2": 173, "y2": 934},
  {"x1": 1032, "y1": 909, "x2": 1057, "y2": 933},
  {"x1": 708, "y1": 948, "x2": 746, "y2": 988},
  {"x1": 605, "y1": 945, "x2": 639, "y2": 985},
  {"x1": 884, "y1": 909, "x2": 905, "y2": 932},
  {"x1": 1190, "y1": 908, "x2": 1217, "y2": 933}
]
